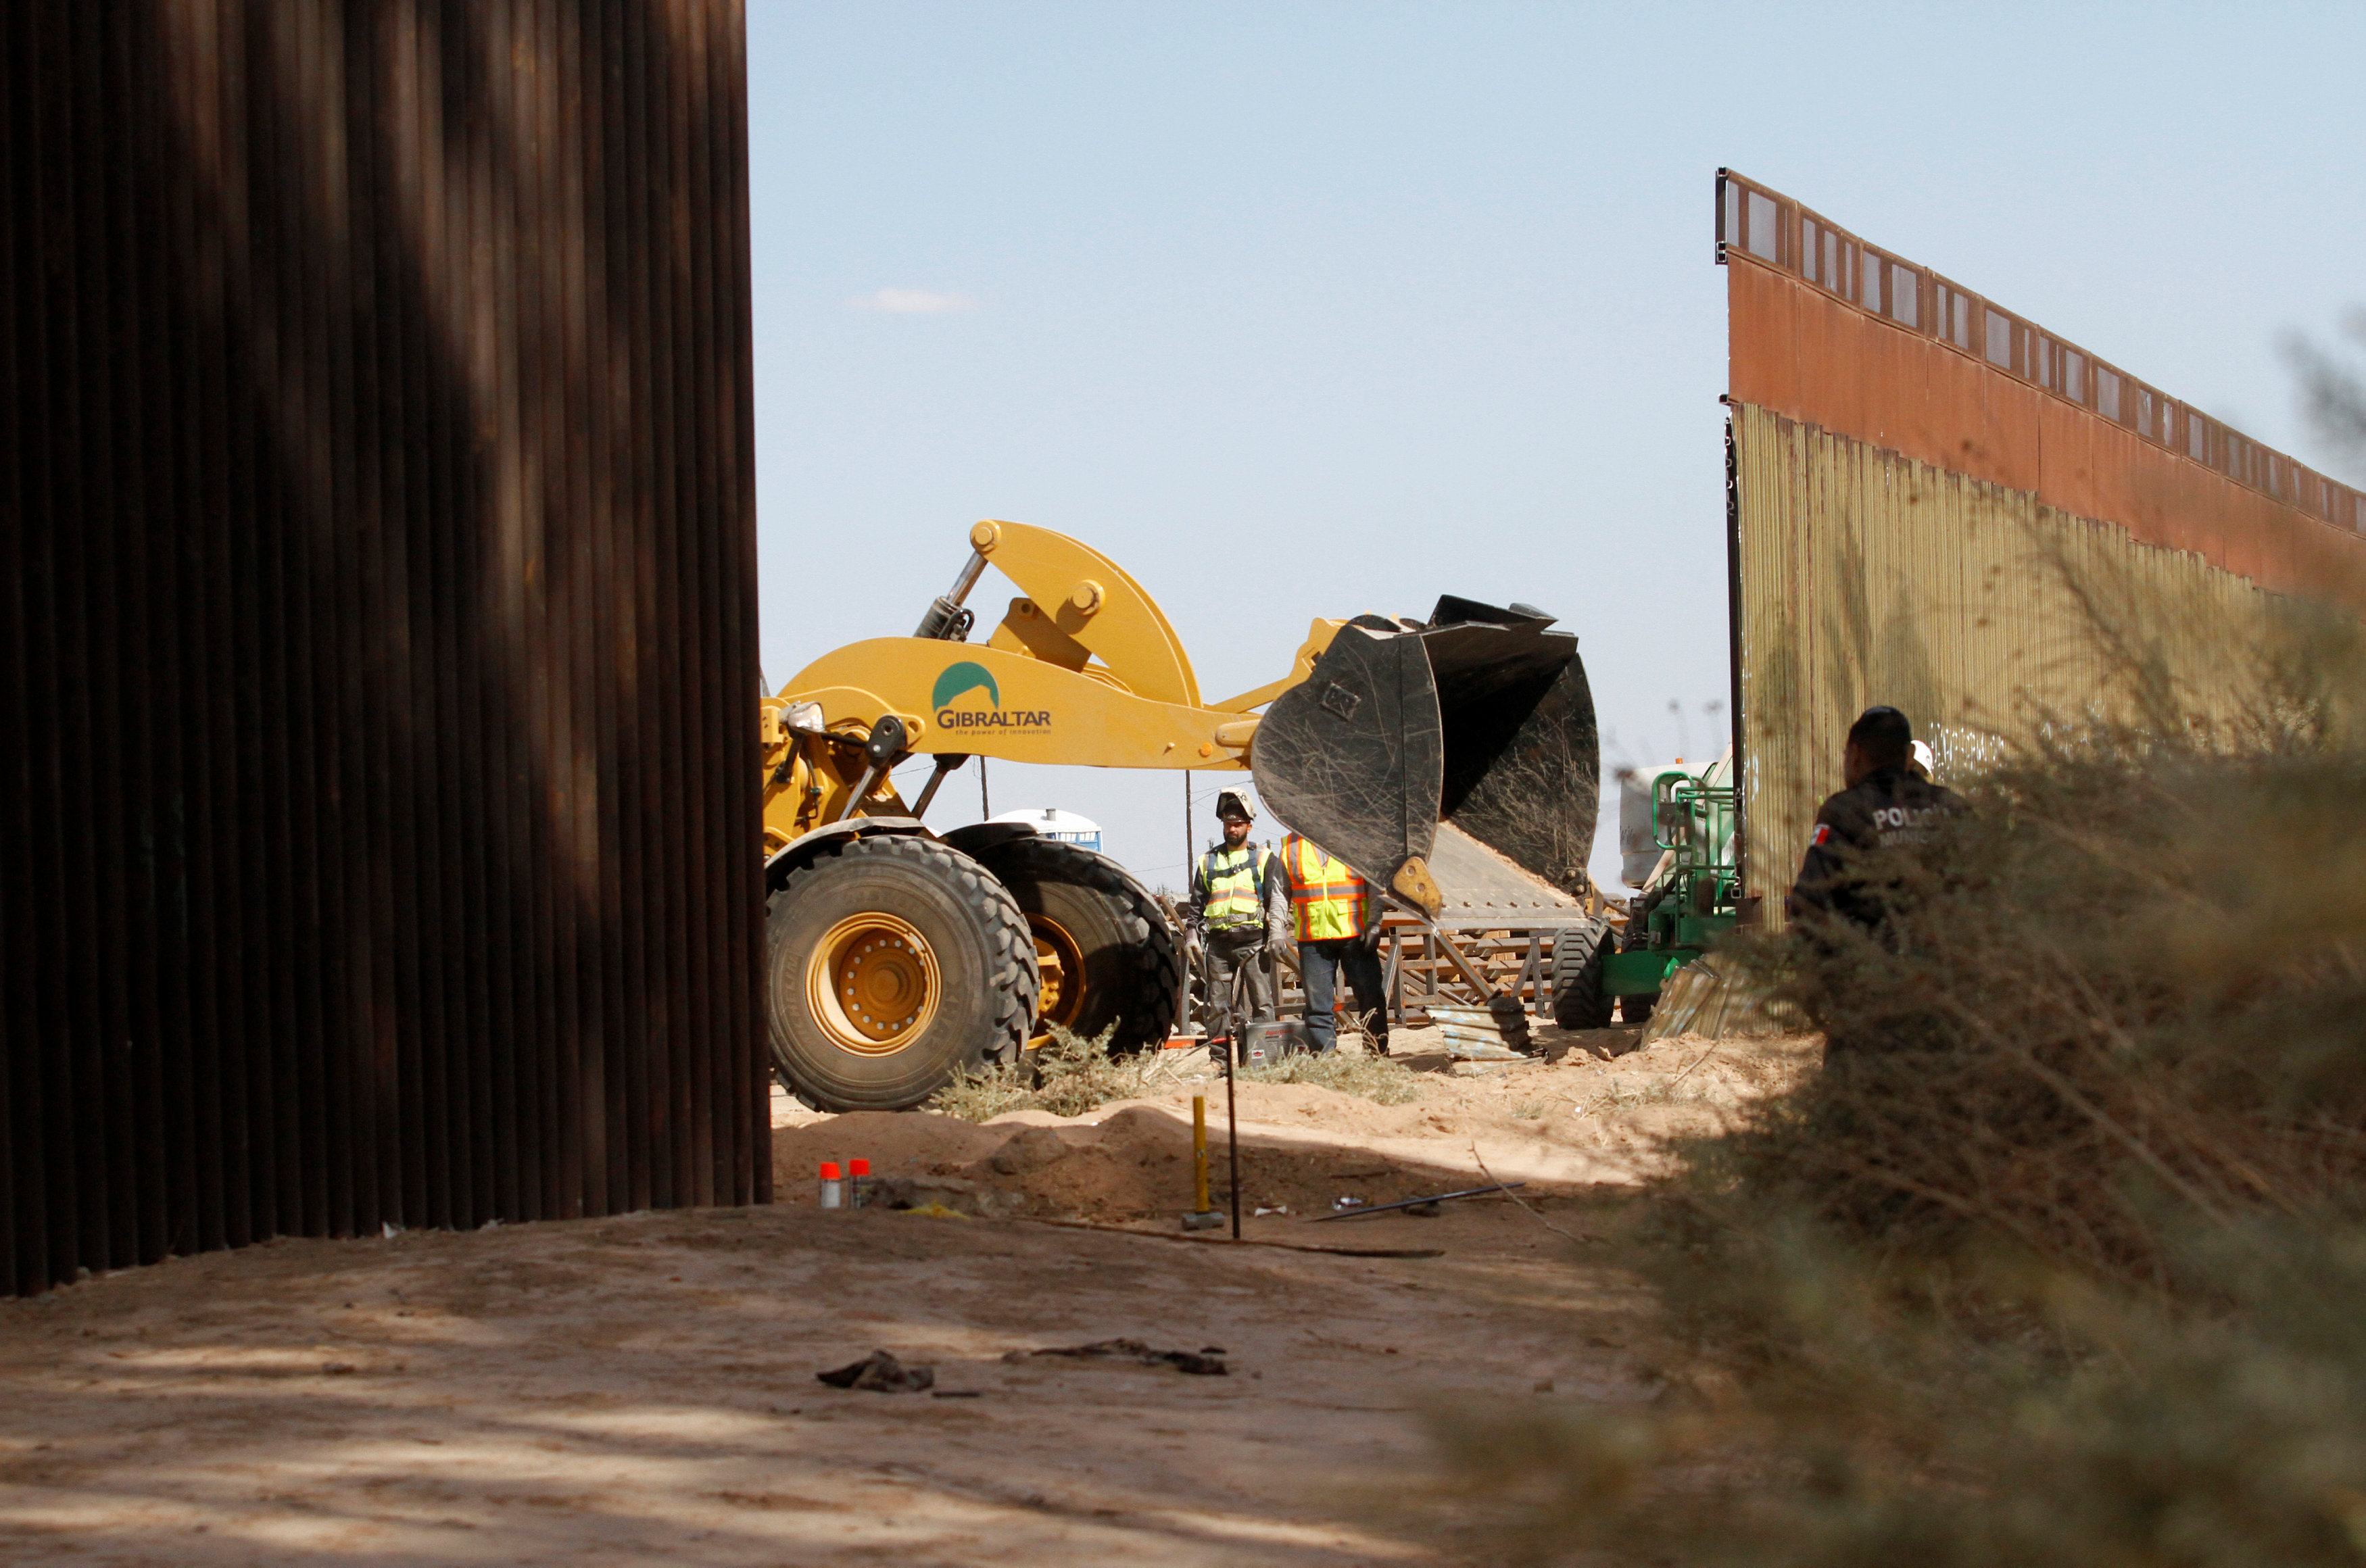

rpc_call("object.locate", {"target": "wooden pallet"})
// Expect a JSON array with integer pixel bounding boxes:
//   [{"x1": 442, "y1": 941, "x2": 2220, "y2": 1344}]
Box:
[{"x1": 1270, "y1": 916, "x2": 1622, "y2": 1029}]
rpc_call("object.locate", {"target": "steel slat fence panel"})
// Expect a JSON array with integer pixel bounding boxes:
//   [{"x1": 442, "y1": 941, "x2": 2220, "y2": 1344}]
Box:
[
  {"x1": 1, "y1": 1, "x2": 764, "y2": 1298},
  {"x1": 1718, "y1": 168, "x2": 2366, "y2": 556},
  {"x1": 1731, "y1": 401, "x2": 2298, "y2": 920},
  {"x1": 1720, "y1": 171, "x2": 2366, "y2": 928}
]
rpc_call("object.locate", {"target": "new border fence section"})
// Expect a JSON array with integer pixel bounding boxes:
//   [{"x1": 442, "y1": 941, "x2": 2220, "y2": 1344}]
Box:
[
  {"x1": 1718, "y1": 170, "x2": 2366, "y2": 920},
  {"x1": 0, "y1": 3, "x2": 764, "y2": 1297}
]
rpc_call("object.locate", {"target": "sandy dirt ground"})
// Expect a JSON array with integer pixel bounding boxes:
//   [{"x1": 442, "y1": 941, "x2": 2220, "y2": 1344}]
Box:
[{"x1": 0, "y1": 1027, "x2": 1814, "y2": 1566}]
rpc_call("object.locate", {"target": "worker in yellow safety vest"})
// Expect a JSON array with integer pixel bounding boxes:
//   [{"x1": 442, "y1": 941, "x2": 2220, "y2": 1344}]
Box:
[
  {"x1": 1188, "y1": 789, "x2": 1282, "y2": 1060},
  {"x1": 1279, "y1": 831, "x2": 1389, "y2": 1058}
]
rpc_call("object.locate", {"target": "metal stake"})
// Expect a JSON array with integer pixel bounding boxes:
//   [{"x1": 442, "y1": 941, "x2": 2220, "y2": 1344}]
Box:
[
  {"x1": 1310, "y1": 1181, "x2": 1528, "y2": 1222},
  {"x1": 1225, "y1": 1041, "x2": 1242, "y2": 1240},
  {"x1": 1184, "y1": 770, "x2": 1197, "y2": 1044}
]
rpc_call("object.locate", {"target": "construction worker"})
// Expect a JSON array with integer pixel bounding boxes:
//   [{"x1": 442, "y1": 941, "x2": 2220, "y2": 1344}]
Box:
[
  {"x1": 1189, "y1": 789, "x2": 1282, "y2": 1061},
  {"x1": 1787, "y1": 705, "x2": 1969, "y2": 940},
  {"x1": 1279, "y1": 830, "x2": 1390, "y2": 1057}
]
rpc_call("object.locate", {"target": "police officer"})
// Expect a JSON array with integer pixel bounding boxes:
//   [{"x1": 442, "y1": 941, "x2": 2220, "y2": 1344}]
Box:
[
  {"x1": 1279, "y1": 830, "x2": 1390, "y2": 1057},
  {"x1": 1190, "y1": 789, "x2": 1282, "y2": 1059},
  {"x1": 1787, "y1": 706, "x2": 1968, "y2": 939}
]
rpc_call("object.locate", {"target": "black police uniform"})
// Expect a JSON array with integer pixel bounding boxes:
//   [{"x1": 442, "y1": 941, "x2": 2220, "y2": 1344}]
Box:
[
  {"x1": 1785, "y1": 763, "x2": 1969, "y2": 935},
  {"x1": 1787, "y1": 762, "x2": 1969, "y2": 1062}
]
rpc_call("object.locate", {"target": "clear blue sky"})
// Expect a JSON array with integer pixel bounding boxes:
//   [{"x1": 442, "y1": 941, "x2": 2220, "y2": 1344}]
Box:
[{"x1": 747, "y1": 1, "x2": 2365, "y2": 894}]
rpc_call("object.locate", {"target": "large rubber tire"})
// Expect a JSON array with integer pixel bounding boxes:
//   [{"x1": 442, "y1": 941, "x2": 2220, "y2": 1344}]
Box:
[
  {"x1": 767, "y1": 836, "x2": 1038, "y2": 1112},
  {"x1": 971, "y1": 837, "x2": 1184, "y2": 1056},
  {"x1": 1619, "y1": 992, "x2": 1656, "y2": 1026},
  {"x1": 1549, "y1": 918, "x2": 1614, "y2": 1030}
]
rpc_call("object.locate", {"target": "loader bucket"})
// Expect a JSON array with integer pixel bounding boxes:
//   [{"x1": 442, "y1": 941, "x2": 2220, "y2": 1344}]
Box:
[
  {"x1": 1253, "y1": 598, "x2": 1598, "y2": 913},
  {"x1": 1251, "y1": 621, "x2": 1446, "y2": 908}
]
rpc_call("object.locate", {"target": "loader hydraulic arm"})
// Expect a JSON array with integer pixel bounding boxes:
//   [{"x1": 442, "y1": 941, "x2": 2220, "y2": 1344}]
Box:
[
  {"x1": 765, "y1": 520, "x2": 1597, "y2": 921},
  {"x1": 967, "y1": 520, "x2": 1201, "y2": 707},
  {"x1": 753, "y1": 517, "x2": 1604, "y2": 1116},
  {"x1": 777, "y1": 520, "x2": 1278, "y2": 773},
  {"x1": 911, "y1": 547, "x2": 990, "y2": 643}
]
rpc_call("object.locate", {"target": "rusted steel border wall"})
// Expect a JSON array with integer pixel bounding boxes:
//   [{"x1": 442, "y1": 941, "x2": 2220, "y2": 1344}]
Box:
[
  {"x1": 0, "y1": 3, "x2": 765, "y2": 1298},
  {"x1": 1720, "y1": 171, "x2": 2366, "y2": 554},
  {"x1": 1720, "y1": 171, "x2": 2366, "y2": 915},
  {"x1": 1731, "y1": 404, "x2": 2287, "y2": 910}
]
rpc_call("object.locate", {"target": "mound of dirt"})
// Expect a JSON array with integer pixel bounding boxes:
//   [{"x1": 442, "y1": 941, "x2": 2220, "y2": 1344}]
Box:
[{"x1": 771, "y1": 1026, "x2": 1820, "y2": 1225}]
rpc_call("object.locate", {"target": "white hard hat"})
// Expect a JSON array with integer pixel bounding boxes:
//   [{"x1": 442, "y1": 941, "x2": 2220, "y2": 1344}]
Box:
[{"x1": 1910, "y1": 740, "x2": 1935, "y2": 777}]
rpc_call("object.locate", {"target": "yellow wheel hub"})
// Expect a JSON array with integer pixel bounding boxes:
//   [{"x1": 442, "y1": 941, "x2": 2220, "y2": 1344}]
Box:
[
  {"x1": 806, "y1": 912, "x2": 941, "y2": 1056},
  {"x1": 1028, "y1": 915, "x2": 1086, "y2": 1050}
]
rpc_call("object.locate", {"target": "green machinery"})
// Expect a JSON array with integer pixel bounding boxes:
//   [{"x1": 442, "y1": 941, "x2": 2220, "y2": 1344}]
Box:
[
  {"x1": 1606, "y1": 756, "x2": 1740, "y2": 1019},
  {"x1": 1552, "y1": 751, "x2": 1740, "y2": 1029}
]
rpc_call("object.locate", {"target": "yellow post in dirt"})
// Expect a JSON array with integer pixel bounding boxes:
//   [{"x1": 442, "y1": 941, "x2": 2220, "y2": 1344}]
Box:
[
  {"x1": 1182, "y1": 1094, "x2": 1221, "y2": 1229},
  {"x1": 1192, "y1": 1096, "x2": 1210, "y2": 1212}
]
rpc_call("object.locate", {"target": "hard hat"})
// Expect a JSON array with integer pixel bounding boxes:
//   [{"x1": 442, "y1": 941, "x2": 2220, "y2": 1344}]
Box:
[
  {"x1": 1909, "y1": 739, "x2": 1935, "y2": 779},
  {"x1": 1213, "y1": 788, "x2": 1255, "y2": 823}
]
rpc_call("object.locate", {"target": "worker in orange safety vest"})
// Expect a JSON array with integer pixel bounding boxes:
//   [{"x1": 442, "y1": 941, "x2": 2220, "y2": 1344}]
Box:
[{"x1": 1278, "y1": 831, "x2": 1389, "y2": 1057}]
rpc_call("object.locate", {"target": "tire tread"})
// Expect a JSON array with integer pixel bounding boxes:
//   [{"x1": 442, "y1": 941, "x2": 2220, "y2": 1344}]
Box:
[
  {"x1": 975, "y1": 837, "x2": 1183, "y2": 1054},
  {"x1": 1549, "y1": 918, "x2": 1614, "y2": 1031},
  {"x1": 767, "y1": 834, "x2": 1039, "y2": 1110}
]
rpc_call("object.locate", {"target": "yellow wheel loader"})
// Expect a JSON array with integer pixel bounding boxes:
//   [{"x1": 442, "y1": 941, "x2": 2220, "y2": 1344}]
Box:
[{"x1": 761, "y1": 520, "x2": 1599, "y2": 1111}]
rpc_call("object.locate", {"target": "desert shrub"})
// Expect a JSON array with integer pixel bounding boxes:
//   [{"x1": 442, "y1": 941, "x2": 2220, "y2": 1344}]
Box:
[
  {"x1": 1714, "y1": 722, "x2": 2366, "y2": 1293},
  {"x1": 927, "y1": 1023, "x2": 1163, "y2": 1121},
  {"x1": 1236, "y1": 1010, "x2": 1423, "y2": 1104},
  {"x1": 1240, "y1": 1048, "x2": 1424, "y2": 1105},
  {"x1": 923, "y1": 1061, "x2": 1041, "y2": 1124},
  {"x1": 1428, "y1": 608, "x2": 2366, "y2": 1565},
  {"x1": 1431, "y1": 1214, "x2": 2366, "y2": 1568}
]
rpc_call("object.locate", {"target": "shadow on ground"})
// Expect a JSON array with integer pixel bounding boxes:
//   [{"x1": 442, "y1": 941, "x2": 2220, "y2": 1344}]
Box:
[{"x1": 0, "y1": 1134, "x2": 1666, "y2": 1566}]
